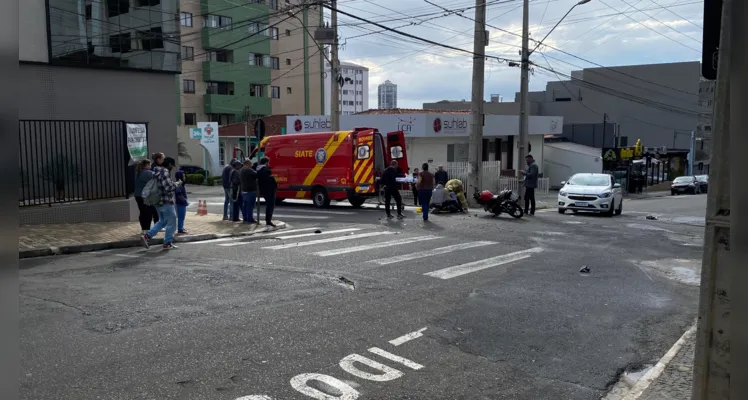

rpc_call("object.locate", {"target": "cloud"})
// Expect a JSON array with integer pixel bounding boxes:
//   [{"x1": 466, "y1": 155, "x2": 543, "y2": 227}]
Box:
[{"x1": 335, "y1": 0, "x2": 704, "y2": 109}]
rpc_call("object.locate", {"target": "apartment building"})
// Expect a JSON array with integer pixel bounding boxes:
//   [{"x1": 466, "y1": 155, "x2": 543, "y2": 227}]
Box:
[
  {"x1": 19, "y1": 0, "x2": 181, "y2": 223},
  {"x1": 696, "y1": 79, "x2": 715, "y2": 173},
  {"x1": 378, "y1": 80, "x2": 398, "y2": 110},
  {"x1": 324, "y1": 61, "x2": 370, "y2": 115},
  {"x1": 178, "y1": 0, "x2": 324, "y2": 127}
]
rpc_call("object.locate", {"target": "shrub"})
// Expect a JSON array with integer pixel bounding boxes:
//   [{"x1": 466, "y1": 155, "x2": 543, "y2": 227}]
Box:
[
  {"x1": 207, "y1": 176, "x2": 222, "y2": 186},
  {"x1": 184, "y1": 173, "x2": 205, "y2": 185}
]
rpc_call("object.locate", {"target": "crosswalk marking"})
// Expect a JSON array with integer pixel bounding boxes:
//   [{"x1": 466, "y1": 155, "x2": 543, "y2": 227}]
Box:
[
  {"x1": 263, "y1": 231, "x2": 390, "y2": 250},
  {"x1": 371, "y1": 241, "x2": 496, "y2": 265},
  {"x1": 269, "y1": 214, "x2": 331, "y2": 220},
  {"x1": 424, "y1": 247, "x2": 544, "y2": 280},
  {"x1": 313, "y1": 236, "x2": 440, "y2": 257},
  {"x1": 275, "y1": 228, "x2": 361, "y2": 240}
]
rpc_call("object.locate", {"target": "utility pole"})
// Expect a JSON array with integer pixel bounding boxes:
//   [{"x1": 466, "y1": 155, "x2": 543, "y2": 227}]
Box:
[
  {"x1": 330, "y1": 0, "x2": 340, "y2": 130},
  {"x1": 467, "y1": 0, "x2": 487, "y2": 198},
  {"x1": 517, "y1": 0, "x2": 530, "y2": 178},
  {"x1": 242, "y1": 105, "x2": 251, "y2": 160}
]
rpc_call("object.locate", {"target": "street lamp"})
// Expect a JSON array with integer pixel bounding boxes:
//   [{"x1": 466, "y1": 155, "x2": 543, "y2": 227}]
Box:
[{"x1": 531, "y1": 0, "x2": 592, "y2": 54}]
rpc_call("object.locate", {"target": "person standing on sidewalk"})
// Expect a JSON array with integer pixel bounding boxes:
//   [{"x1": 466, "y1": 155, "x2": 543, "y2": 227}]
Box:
[
  {"x1": 256, "y1": 157, "x2": 278, "y2": 227},
  {"x1": 434, "y1": 165, "x2": 449, "y2": 186},
  {"x1": 134, "y1": 159, "x2": 158, "y2": 233},
  {"x1": 519, "y1": 154, "x2": 538, "y2": 216},
  {"x1": 142, "y1": 157, "x2": 179, "y2": 250},
  {"x1": 222, "y1": 159, "x2": 236, "y2": 221},
  {"x1": 240, "y1": 159, "x2": 258, "y2": 224},
  {"x1": 380, "y1": 160, "x2": 404, "y2": 219},
  {"x1": 230, "y1": 160, "x2": 243, "y2": 222},
  {"x1": 174, "y1": 171, "x2": 189, "y2": 234},
  {"x1": 416, "y1": 163, "x2": 435, "y2": 222},
  {"x1": 152, "y1": 152, "x2": 165, "y2": 167}
]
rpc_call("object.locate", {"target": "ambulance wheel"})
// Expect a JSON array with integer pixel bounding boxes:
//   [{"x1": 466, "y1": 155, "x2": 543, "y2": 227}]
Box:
[
  {"x1": 312, "y1": 188, "x2": 330, "y2": 208},
  {"x1": 348, "y1": 196, "x2": 366, "y2": 208}
]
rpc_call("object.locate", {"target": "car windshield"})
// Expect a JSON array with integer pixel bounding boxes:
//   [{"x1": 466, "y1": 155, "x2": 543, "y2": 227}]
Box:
[
  {"x1": 567, "y1": 175, "x2": 610, "y2": 186},
  {"x1": 673, "y1": 177, "x2": 693, "y2": 183},
  {"x1": 696, "y1": 176, "x2": 708, "y2": 182}
]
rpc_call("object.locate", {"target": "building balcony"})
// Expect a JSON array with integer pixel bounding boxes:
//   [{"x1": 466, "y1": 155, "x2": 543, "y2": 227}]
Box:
[
  {"x1": 203, "y1": 94, "x2": 271, "y2": 117},
  {"x1": 201, "y1": 27, "x2": 270, "y2": 52},
  {"x1": 202, "y1": 61, "x2": 270, "y2": 84}
]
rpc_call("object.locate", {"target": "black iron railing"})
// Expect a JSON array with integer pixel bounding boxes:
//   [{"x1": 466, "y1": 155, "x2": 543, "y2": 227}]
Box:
[{"x1": 19, "y1": 120, "x2": 129, "y2": 207}]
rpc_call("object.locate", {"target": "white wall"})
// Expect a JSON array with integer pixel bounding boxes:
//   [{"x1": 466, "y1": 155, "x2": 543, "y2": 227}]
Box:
[
  {"x1": 543, "y1": 144, "x2": 602, "y2": 188},
  {"x1": 511, "y1": 135, "x2": 545, "y2": 174},
  {"x1": 19, "y1": 0, "x2": 48, "y2": 62}
]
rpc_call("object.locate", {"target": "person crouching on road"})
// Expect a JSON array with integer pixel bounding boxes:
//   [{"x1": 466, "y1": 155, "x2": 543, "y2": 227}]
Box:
[
  {"x1": 257, "y1": 157, "x2": 278, "y2": 227},
  {"x1": 416, "y1": 163, "x2": 435, "y2": 221},
  {"x1": 141, "y1": 157, "x2": 179, "y2": 250},
  {"x1": 430, "y1": 184, "x2": 448, "y2": 212},
  {"x1": 230, "y1": 160, "x2": 243, "y2": 222},
  {"x1": 240, "y1": 159, "x2": 258, "y2": 224},
  {"x1": 175, "y1": 171, "x2": 189, "y2": 235},
  {"x1": 381, "y1": 160, "x2": 404, "y2": 219}
]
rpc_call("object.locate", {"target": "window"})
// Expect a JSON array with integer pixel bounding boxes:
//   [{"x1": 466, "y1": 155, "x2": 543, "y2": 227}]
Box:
[
  {"x1": 107, "y1": 0, "x2": 130, "y2": 18},
  {"x1": 271, "y1": 86, "x2": 281, "y2": 99},
  {"x1": 286, "y1": 58, "x2": 291, "y2": 65},
  {"x1": 249, "y1": 22, "x2": 269, "y2": 35},
  {"x1": 207, "y1": 49, "x2": 233, "y2": 62},
  {"x1": 136, "y1": 0, "x2": 161, "y2": 6},
  {"x1": 269, "y1": 57, "x2": 280, "y2": 70},
  {"x1": 342, "y1": 90, "x2": 349, "y2": 95},
  {"x1": 183, "y1": 79, "x2": 196, "y2": 93},
  {"x1": 184, "y1": 113, "x2": 197, "y2": 125},
  {"x1": 85, "y1": 4, "x2": 92, "y2": 20},
  {"x1": 705, "y1": 125, "x2": 712, "y2": 131},
  {"x1": 286, "y1": 29, "x2": 291, "y2": 36},
  {"x1": 263, "y1": 55, "x2": 271, "y2": 67},
  {"x1": 181, "y1": 46, "x2": 194, "y2": 61},
  {"x1": 269, "y1": 27, "x2": 279, "y2": 40},
  {"x1": 137, "y1": 27, "x2": 164, "y2": 51},
  {"x1": 208, "y1": 114, "x2": 236, "y2": 126},
  {"x1": 181, "y1": 12, "x2": 193, "y2": 27},
  {"x1": 109, "y1": 32, "x2": 132, "y2": 53},
  {"x1": 206, "y1": 81, "x2": 235, "y2": 95},
  {"x1": 390, "y1": 146, "x2": 404, "y2": 160},
  {"x1": 250, "y1": 84, "x2": 265, "y2": 97},
  {"x1": 356, "y1": 101, "x2": 362, "y2": 105},
  {"x1": 357, "y1": 145, "x2": 370, "y2": 160},
  {"x1": 249, "y1": 53, "x2": 264, "y2": 66},
  {"x1": 287, "y1": 87, "x2": 292, "y2": 94},
  {"x1": 356, "y1": 90, "x2": 362, "y2": 95},
  {"x1": 205, "y1": 15, "x2": 233, "y2": 28},
  {"x1": 269, "y1": 0, "x2": 279, "y2": 10}
]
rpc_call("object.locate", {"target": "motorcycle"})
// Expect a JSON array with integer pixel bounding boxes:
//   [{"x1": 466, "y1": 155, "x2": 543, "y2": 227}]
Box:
[{"x1": 473, "y1": 188, "x2": 524, "y2": 219}]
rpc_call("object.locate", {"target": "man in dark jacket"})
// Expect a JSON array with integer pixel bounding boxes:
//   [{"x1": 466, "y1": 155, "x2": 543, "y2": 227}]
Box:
[
  {"x1": 222, "y1": 159, "x2": 237, "y2": 220},
  {"x1": 229, "y1": 160, "x2": 243, "y2": 222},
  {"x1": 240, "y1": 159, "x2": 258, "y2": 224},
  {"x1": 520, "y1": 154, "x2": 539, "y2": 216},
  {"x1": 434, "y1": 165, "x2": 449, "y2": 186},
  {"x1": 256, "y1": 157, "x2": 278, "y2": 227},
  {"x1": 380, "y1": 160, "x2": 404, "y2": 219}
]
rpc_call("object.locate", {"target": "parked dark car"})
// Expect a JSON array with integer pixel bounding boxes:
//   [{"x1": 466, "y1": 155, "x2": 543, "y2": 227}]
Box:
[
  {"x1": 179, "y1": 165, "x2": 206, "y2": 175},
  {"x1": 695, "y1": 175, "x2": 708, "y2": 193},
  {"x1": 671, "y1": 176, "x2": 701, "y2": 195}
]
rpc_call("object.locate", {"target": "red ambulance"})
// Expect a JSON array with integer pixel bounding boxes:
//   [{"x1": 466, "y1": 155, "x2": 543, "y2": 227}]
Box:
[{"x1": 253, "y1": 128, "x2": 409, "y2": 208}]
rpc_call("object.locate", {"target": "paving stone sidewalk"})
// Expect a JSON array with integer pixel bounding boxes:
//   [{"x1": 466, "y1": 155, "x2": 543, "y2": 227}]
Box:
[
  {"x1": 639, "y1": 331, "x2": 695, "y2": 400},
  {"x1": 19, "y1": 213, "x2": 285, "y2": 258}
]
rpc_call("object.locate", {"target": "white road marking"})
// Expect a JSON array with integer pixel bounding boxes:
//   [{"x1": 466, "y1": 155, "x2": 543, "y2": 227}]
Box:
[
  {"x1": 114, "y1": 253, "x2": 140, "y2": 258},
  {"x1": 218, "y1": 228, "x2": 363, "y2": 246},
  {"x1": 235, "y1": 396, "x2": 274, "y2": 400},
  {"x1": 339, "y1": 354, "x2": 403, "y2": 382},
  {"x1": 389, "y1": 327, "x2": 427, "y2": 346},
  {"x1": 290, "y1": 373, "x2": 360, "y2": 400},
  {"x1": 313, "y1": 236, "x2": 440, "y2": 257},
  {"x1": 269, "y1": 214, "x2": 331, "y2": 220},
  {"x1": 189, "y1": 202, "x2": 356, "y2": 215},
  {"x1": 368, "y1": 347, "x2": 424, "y2": 370},
  {"x1": 370, "y1": 241, "x2": 496, "y2": 265},
  {"x1": 263, "y1": 231, "x2": 390, "y2": 250},
  {"x1": 186, "y1": 228, "x2": 322, "y2": 245},
  {"x1": 424, "y1": 247, "x2": 544, "y2": 280}
]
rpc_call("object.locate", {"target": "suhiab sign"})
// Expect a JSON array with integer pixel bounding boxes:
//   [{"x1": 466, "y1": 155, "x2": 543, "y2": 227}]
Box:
[
  {"x1": 291, "y1": 116, "x2": 332, "y2": 133},
  {"x1": 429, "y1": 114, "x2": 472, "y2": 136}
]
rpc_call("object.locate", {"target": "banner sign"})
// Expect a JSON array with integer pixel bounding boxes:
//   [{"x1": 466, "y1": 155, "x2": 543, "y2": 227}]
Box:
[
  {"x1": 126, "y1": 123, "x2": 148, "y2": 162},
  {"x1": 196, "y1": 122, "x2": 220, "y2": 175}
]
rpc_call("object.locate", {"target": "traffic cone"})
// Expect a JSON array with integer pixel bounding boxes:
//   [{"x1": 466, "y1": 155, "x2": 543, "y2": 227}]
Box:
[{"x1": 196, "y1": 200, "x2": 207, "y2": 216}]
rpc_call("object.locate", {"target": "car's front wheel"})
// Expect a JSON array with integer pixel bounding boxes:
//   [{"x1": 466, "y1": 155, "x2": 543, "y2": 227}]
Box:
[
  {"x1": 615, "y1": 200, "x2": 623, "y2": 215},
  {"x1": 558, "y1": 208, "x2": 565, "y2": 214}
]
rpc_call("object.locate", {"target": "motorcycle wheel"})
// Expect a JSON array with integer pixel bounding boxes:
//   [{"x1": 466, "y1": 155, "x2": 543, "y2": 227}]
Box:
[{"x1": 505, "y1": 202, "x2": 524, "y2": 219}]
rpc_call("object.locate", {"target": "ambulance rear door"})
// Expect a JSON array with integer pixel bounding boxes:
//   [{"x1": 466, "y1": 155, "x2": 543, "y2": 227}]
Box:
[
  {"x1": 352, "y1": 130, "x2": 377, "y2": 195},
  {"x1": 385, "y1": 130, "x2": 408, "y2": 174}
]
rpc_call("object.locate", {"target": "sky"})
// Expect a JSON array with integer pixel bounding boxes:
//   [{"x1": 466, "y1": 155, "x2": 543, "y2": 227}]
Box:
[{"x1": 333, "y1": 0, "x2": 704, "y2": 109}]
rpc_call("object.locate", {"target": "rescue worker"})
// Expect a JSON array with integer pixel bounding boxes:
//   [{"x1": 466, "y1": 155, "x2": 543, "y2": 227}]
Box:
[
  {"x1": 445, "y1": 178, "x2": 469, "y2": 212},
  {"x1": 380, "y1": 160, "x2": 404, "y2": 219}
]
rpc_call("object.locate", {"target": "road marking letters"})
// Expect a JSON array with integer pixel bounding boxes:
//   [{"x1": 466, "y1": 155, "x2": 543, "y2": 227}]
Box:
[{"x1": 389, "y1": 327, "x2": 427, "y2": 346}]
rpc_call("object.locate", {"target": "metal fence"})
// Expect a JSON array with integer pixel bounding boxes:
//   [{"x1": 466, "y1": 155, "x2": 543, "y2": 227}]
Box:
[
  {"x1": 19, "y1": 120, "x2": 129, "y2": 207},
  {"x1": 499, "y1": 177, "x2": 550, "y2": 195},
  {"x1": 392, "y1": 161, "x2": 505, "y2": 203}
]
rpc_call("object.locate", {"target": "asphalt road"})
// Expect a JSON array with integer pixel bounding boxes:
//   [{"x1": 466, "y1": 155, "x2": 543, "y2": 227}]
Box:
[{"x1": 20, "y1": 193, "x2": 706, "y2": 400}]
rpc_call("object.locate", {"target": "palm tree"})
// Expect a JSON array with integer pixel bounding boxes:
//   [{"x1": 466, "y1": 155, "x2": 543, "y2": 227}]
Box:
[{"x1": 178, "y1": 141, "x2": 192, "y2": 162}]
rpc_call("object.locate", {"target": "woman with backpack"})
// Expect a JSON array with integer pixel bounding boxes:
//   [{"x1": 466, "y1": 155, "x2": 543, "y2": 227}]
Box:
[
  {"x1": 134, "y1": 159, "x2": 159, "y2": 233},
  {"x1": 175, "y1": 171, "x2": 189, "y2": 234}
]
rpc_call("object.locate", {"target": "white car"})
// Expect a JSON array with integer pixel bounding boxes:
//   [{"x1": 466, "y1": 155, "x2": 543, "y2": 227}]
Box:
[{"x1": 557, "y1": 173, "x2": 624, "y2": 216}]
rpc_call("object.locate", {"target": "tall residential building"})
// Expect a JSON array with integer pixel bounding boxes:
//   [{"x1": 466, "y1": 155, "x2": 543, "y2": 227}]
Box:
[
  {"x1": 325, "y1": 61, "x2": 370, "y2": 115},
  {"x1": 177, "y1": 0, "x2": 324, "y2": 127},
  {"x1": 696, "y1": 79, "x2": 716, "y2": 173},
  {"x1": 20, "y1": 0, "x2": 180, "y2": 224},
  {"x1": 378, "y1": 80, "x2": 398, "y2": 110}
]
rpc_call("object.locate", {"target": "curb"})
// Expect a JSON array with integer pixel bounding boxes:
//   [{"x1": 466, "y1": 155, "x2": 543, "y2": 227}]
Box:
[
  {"x1": 18, "y1": 222, "x2": 287, "y2": 259},
  {"x1": 622, "y1": 323, "x2": 697, "y2": 400}
]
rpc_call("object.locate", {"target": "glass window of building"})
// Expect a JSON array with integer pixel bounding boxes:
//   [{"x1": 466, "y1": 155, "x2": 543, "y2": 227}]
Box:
[{"x1": 48, "y1": 0, "x2": 180, "y2": 72}]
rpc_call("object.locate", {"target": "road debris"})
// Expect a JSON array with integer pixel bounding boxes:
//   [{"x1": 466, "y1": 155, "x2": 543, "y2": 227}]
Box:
[{"x1": 579, "y1": 265, "x2": 590, "y2": 274}]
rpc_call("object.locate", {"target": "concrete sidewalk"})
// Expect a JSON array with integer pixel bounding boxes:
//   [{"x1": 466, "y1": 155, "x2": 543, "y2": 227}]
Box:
[
  {"x1": 604, "y1": 325, "x2": 696, "y2": 400},
  {"x1": 19, "y1": 212, "x2": 286, "y2": 258}
]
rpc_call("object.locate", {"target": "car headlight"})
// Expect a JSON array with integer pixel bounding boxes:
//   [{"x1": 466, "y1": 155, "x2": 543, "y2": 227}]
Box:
[
  {"x1": 599, "y1": 191, "x2": 612, "y2": 198},
  {"x1": 559, "y1": 190, "x2": 567, "y2": 196}
]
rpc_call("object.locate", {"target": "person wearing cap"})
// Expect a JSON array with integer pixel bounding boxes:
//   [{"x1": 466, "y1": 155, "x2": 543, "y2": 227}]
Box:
[
  {"x1": 222, "y1": 159, "x2": 237, "y2": 220},
  {"x1": 174, "y1": 171, "x2": 189, "y2": 234}
]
